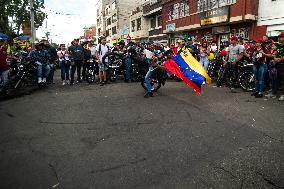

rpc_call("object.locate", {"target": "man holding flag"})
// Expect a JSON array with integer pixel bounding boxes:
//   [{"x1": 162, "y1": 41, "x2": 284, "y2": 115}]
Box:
[
  {"x1": 163, "y1": 48, "x2": 211, "y2": 94},
  {"x1": 143, "y1": 40, "x2": 211, "y2": 97}
]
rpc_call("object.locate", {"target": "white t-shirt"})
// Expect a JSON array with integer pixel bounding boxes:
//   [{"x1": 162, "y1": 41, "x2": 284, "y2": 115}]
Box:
[
  {"x1": 143, "y1": 49, "x2": 153, "y2": 59},
  {"x1": 57, "y1": 50, "x2": 69, "y2": 61},
  {"x1": 96, "y1": 44, "x2": 110, "y2": 63},
  {"x1": 90, "y1": 46, "x2": 96, "y2": 56}
]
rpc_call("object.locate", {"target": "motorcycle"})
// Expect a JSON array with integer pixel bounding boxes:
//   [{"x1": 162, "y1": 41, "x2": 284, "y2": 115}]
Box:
[
  {"x1": 207, "y1": 52, "x2": 224, "y2": 80},
  {"x1": 85, "y1": 58, "x2": 97, "y2": 83},
  {"x1": 216, "y1": 60, "x2": 255, "y2": 92},
  {"x1": 0, "y1": 57, "x2": 38, "y2": 95},
  {"x1": 103, "y1": 51, "x2": 123, "y2": 82},
  {"x1": 108, "y1": 59, "x2": 123, "y2": 82}
]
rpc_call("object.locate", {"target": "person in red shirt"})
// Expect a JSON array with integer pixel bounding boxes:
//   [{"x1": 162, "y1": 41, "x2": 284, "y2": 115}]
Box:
[
  {"x1": 0, "y1": 41, "x2": 9, "y2": 90},
  {"x1": 170, "y1": 44, "x2": 178, "y2": 55}
]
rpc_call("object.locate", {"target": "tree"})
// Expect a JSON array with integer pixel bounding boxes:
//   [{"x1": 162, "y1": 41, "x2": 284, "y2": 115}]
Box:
[{"x1": 0, "y1": 0, "x2": 46, "y2": 38}]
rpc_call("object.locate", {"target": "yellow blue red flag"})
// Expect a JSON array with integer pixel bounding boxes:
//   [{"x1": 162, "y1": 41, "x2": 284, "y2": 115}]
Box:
[{"x1": 164, "y1": 49, "x2": 211, "y2": 94}]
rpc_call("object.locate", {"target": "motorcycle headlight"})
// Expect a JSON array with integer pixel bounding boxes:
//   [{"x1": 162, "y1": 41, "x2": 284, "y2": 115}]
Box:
[{"x1": 18, "y1": 64, "x2": 24, "y2": 71}]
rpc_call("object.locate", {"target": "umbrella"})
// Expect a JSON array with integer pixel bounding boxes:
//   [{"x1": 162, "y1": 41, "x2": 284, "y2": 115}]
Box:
[
  {"x1": 14, "y1": 36, "x2": 31, "y2": 41},
  {"x1": 0, "y1": 32, "x2": 8, "y2": 40}
]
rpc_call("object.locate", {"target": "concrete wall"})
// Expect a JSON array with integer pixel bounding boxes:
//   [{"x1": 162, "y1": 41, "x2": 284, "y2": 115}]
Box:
[
  {"x1": 258, "y1": 0, "x2": 284, "y2": 26},
  {"x1": 129, "y1": 10, "x2": 149, "y2": 40}
]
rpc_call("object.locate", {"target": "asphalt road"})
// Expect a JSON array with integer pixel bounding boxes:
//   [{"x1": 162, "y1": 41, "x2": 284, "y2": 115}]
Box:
[{"x1": 0, "y1": 77, "x2": 284, "y2": 189}]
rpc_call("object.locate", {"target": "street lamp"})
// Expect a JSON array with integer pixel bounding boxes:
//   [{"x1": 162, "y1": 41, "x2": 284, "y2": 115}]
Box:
[{"x1": 29, "y1": 0, "x2": 36, "y2": 49}]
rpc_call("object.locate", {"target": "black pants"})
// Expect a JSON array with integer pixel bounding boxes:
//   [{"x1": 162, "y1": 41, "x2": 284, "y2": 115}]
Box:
[
  {"x1": 82, "y1": 62, "x2": 90, "y2": 80},
  {"x1": 276, "y1": 63, "x2": 284, "y2": 94},
  {"x1": 71, "y1": 60, "x2": 83, "y2": 82}
]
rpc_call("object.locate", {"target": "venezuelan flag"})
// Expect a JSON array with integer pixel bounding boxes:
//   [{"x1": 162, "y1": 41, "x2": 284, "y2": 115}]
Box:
[{"x1": 164, "y1": 50, "x2": 211, "y2": 94}]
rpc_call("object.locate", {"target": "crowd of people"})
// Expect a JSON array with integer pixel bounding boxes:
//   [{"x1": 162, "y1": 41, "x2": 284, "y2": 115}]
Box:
[{"x1": 1, "y1": 32, "x2": 284, "y2": 100}]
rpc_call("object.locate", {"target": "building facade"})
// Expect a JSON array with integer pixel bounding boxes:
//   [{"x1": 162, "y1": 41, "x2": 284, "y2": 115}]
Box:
[
  {"x1": 95, "y1": 0, "x2": 110, "y2": 42},
  {"x1": 143, "y1": 0, "x2": 167, "y2": 43},
  {"x1": 129, "y1": 6, "x2": 149, "y2": 42},
  {"x1": 104, "y1": 0, "x2": 145, "y2": 43},
  {"x1": 162, "y1": 0, "x2": 265, "y2": 47},
  {"x1": 258, "y1": 0, "x2": 284, "y2": 38},
  {"x1": 83, "y1": 25, "x2": 96, "y2": 41}
]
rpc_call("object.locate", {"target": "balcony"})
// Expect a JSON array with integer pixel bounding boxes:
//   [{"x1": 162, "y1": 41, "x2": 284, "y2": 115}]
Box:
[{"x1": 143, "y1": 0, "x2": 162, "y2": 17}]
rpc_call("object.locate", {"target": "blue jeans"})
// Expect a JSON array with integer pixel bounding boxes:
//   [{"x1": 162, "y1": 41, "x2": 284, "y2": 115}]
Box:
[
  {"x1": 200, "y1": 57, "x2": 209, "y2": 71},
  {"x1": 145, "y1": 68, "x2": 154, "y2": 93},
  {"x1": 60, "y1": 61, "x2": 70, "y2": 81},
  {"x1": 124, "y1": 56, "x2": 132, "y2": 81},
  {"x1": 0, "y1": 70, "x2": 9, "y2": 87},
  {"x1": 253, "y1": 64, "x2": 267, "y2": 93},
  {"x1": 35, "y1": 61, "x2": 50, "y2": 79}
]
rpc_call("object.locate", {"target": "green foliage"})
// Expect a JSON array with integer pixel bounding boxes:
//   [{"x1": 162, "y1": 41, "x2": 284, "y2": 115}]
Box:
[{"x1": 0, "y1": 0, "x2": 46, "y2": 38}]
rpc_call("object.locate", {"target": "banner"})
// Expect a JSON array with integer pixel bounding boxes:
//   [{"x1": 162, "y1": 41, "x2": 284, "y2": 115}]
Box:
[{"x1": 200, "y1": 6, "x2": 229, "y2": 26}]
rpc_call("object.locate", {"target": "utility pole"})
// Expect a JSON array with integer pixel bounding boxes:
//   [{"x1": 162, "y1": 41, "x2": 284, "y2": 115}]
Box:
[{"x1": 30, "y1": 0, "x2": 36, "y2": 49}]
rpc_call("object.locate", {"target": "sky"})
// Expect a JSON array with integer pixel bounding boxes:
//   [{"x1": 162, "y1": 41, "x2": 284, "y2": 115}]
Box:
[{"x1": 37, "y1": 0, "x2": 97, "y2": 45}]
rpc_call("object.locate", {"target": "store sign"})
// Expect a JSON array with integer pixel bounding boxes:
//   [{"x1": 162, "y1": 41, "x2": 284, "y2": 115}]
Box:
[
  {"x1": 212, "y1": 26, "x2": 230, "y2": 34},
  {"x1": 200, "y1": 6, "x2": 229, "y2": 26},
  {"x1": 166, "y1": 23, "x2": 176, "y2": 32}
]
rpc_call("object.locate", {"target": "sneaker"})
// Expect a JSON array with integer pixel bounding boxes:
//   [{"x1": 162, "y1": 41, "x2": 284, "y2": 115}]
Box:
[
  {"x1": 62, "y1": 81, "x2": 66, "y2": 86},
  {"x1": 255, "y1": 93, "x2": 263, "y2": 98},
  {"x1": 144, "y1": 92, "x2": 153, "y2": 98},
  {"x1": 70, "y1": 81, "x2": 74, "y2": 85},
  {"x1": 42, "y1": 78, "x2": 47, "y2": 83},
  {"x1": 66, "y1": 80, "x2": 70, "y2": 85},
  {"x1": 279, "y1": 95, "x2": 284, "y2": 101},
  {"x1": 100, "y1": 82, "x2": 104, "y2": 86},
  {"x1": 251, "y1": 92, "x2": 258, "y2": 96},
  {"x1": 265, "y1": 93, "x2": 276, "y2": 98},
  {"x1": 38, "y1": 78, "x2": 42, "y2": 84}
]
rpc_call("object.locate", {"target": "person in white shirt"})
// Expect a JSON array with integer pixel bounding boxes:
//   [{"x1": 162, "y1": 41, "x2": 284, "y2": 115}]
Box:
[
  {"x1": 57, "y1": 44, "x2": 70, "y2": 85},
  {"x1": 96, "y1": 36, "x2": 111, "y2": 86}
]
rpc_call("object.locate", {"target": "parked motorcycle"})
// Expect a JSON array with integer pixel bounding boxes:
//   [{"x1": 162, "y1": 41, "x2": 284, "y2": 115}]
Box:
[
  {"x1": 85, "y1": 58, "x2": 97, "y2": 83},
  {"x1": 216, "y1": 60, "x2": 255, "y2": 91}
]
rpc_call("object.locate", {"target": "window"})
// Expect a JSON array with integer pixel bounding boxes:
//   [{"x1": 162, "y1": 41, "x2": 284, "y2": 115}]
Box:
[
  {"x1": 150, "y1": 18, "x2": 156, "y2": 29},
  {"x1": 184, "y1": 1, "x2": 190, "y2": 16},
  {"x1": 112, "y1": 1, "x2": 116, "y2": 10},
  {"x1": 131, "y1": 20, "x2": 136, "y2": 32},
  {"x1": 150, "y1": 0, "x2": 158, "y2": 5},
  {"x1": 106, "y1": 29, "x2": 109, "y2": 37},
  {"x1": 107, "y1": 18, "x2": 111, "y2": 26},
  {"x1": 98, "y1": 28, "x2": 101, "y2": 36},
  {"x1": 179, "y1": 3, "x2": 185, "y2": 17},
  {"x1": 157, "y1": 15, "x2": 162, "y2": 27},
  {"x1": 137, "y1": 18, "x2": 141, "y2": 31},
  {"x1": 112, "y1": 26, "x2": 117, "y2": 35},
  {"x1": 112, "y1": 14, "x2": 117, "y2": 23},
  {"x1": 197, "y1": 0, "x2": 236, "y2": 12},
  {"x1": 97, "y1": 9, "x2": 100, "y2": 17},
  {"x1": 168, "y1": 5, "x2": 174, "y2": 21}
]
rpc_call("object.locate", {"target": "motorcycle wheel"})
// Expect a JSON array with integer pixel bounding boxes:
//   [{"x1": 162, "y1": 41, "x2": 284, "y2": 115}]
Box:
[
  {"x1": 86, "y1": 68, "x2": 95, "y2": 83},
  {"x1": 141, "y1": 79, "x2": 160, "y2": 92},
  {"x1": 109, "y1": 69, "x2": 116, "y2": 82},
  {"x1": 216, "y1": 67, "x2": 224, "y2": 87},
  {"x1": 207, "y1": 62, "x2": 215, "y2": 78},
  {"x1": 87, "y1": 74, "x2": 95, "y2": 84},
  {"x1": 238, "y1": 70, "x2": 255, "y2": 92}
]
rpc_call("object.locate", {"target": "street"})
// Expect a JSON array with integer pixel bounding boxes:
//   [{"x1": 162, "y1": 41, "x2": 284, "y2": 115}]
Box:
[{"x1": 0, "y1": 78, "x2": 284, "y2": 189}]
